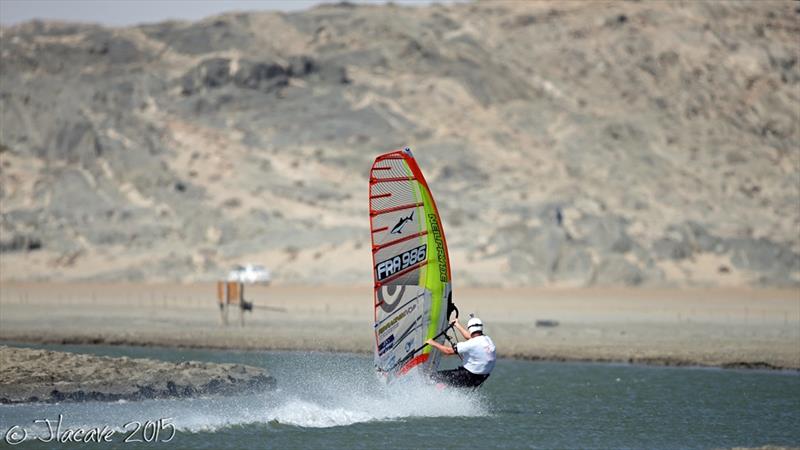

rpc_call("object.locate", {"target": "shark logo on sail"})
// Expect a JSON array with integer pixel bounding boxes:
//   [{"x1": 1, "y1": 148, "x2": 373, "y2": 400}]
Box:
[{"x1": 390, "y1": 211, "x2": 414, "y2": 234}]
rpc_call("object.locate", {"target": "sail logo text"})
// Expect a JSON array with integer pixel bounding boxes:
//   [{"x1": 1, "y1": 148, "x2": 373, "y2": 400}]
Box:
[
  {"x1": 377, "y1": 334, "x2": 395, "y2": 355},
  {"x1": 378, "y1": 304, "x2": 417, "y2": 335},
  {"x1": 428, "y1": 214, "x2": 447, "y2": 282},
  {"x1": 375, "y1": 244, "x2": 427, "y2": 281}
]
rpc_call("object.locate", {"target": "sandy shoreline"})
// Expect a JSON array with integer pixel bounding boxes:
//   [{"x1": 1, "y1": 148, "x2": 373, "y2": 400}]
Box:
[{"x1": 1, "y1": 282, "x2": 798, "y2": 370}]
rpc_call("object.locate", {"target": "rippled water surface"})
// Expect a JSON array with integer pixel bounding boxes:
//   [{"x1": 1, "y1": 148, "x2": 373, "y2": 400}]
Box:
[{"x1": 1, "y1": 344, "x2": 798, "y2": 449}]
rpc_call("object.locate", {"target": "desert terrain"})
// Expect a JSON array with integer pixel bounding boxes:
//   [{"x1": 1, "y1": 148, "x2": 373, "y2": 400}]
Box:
[
  {"x1": 1, "y1": 0, "x2": 798, "y2": 288},
  {"x1": 0, "y1": 7, "x2": 798, "y2": 450},
  {"x1": 1, "y1": 282, "x2": 797, "y2": 370},
  {"x1": 0, "y1": 0, "x2": 798, "y2": 410}
]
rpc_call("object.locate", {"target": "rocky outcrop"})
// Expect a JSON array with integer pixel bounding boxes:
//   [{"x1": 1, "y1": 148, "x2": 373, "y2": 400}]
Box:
[
  {"x1": 0, "y1": 346, "x2": 276, "y2": 404},
  {"x1": 180, "y1": 55, "x2": 347, "y2": 95}
]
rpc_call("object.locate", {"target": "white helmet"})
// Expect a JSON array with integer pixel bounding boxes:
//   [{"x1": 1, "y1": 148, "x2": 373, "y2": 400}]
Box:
[{"x1": 467, "y1": 317, "x2": 484, "y2": 334}]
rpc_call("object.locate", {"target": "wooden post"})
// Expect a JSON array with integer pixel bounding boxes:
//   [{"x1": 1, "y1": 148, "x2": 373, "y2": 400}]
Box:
[
  {"x1": 238, "y1": 283, "x2": 245, "y2": 327},
  {"x1": 226, "y1": 282, "x2": 245, "y2": 327},
  {"x1": 217, "y1": 281, "x2": 228, "y2": 326}
]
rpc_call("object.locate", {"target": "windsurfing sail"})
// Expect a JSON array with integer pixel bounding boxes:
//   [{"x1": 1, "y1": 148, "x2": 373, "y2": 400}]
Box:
[{"x1": 369, "y1": 147, "x2": 457, "y2": 381}]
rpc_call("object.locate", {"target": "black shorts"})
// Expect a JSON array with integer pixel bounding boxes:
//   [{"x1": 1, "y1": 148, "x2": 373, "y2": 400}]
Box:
[{"x1": 432, "y1": 366, "x2": 489, "y2": 388}]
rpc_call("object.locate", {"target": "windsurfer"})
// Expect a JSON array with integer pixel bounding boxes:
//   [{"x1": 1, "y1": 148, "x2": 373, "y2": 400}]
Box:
[{"x1": 426, "y1": 316, "x2": 496, "y2": 388}]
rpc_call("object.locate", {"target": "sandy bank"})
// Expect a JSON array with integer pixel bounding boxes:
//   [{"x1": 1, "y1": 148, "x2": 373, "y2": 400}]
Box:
[
  {"x1": 0, "y1": 345, "x2": 275, "y2": 404},
  {"x1": 1, "y1": 283, "x2": 798, "y2": 370}
]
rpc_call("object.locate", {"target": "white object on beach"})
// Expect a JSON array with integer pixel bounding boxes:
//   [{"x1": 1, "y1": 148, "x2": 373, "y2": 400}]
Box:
[{"x1": 227, "y1": 264, "x2": 271, "y2": 284}]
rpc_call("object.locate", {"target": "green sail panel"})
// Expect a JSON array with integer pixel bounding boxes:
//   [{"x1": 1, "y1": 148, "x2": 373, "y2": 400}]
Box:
[{"x1": 369, "y1": 147, "x2": 454, "y2": 380}]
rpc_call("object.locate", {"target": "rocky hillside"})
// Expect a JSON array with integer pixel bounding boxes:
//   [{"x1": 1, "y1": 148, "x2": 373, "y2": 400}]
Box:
[{"x1": 1, "y1": 1, "x2": 798, "y2": 287}]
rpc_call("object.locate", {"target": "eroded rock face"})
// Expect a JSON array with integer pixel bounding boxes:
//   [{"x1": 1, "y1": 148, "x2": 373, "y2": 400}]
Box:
[
  {"x1": 180, "y1": 55, "x2": 346, "y2": 95},
  {"x1": 0, "y1": 346, "x2": 276, "y2": 404},
  {"x1": 0, "y1": 2, "x2": 797, "y2": 287}
]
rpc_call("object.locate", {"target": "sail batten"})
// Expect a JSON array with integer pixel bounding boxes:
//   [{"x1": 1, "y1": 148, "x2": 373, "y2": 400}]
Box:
[{"x1": 370, "y1": 202, "x2": 424, "y2": 217}]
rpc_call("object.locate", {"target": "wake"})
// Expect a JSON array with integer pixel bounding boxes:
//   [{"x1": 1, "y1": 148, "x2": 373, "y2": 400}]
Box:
[
  {"x1": 260, "y1": 371, "x2": 487, "y2": 428},
  {"x1": 0, "y1": 352, "x2": 488, "y2": 436}
]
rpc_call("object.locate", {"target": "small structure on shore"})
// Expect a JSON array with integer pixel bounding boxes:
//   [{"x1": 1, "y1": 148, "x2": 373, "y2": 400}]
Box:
[
  {"x1": 216, "y1": 281, "x2": 253, "y2": 326},
  {"x1": 217, "y1": 265, "x2": 283, "y2": 326},
  {"x1": 535, "y1": 319, "x2": 560, "y2": 328}
]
